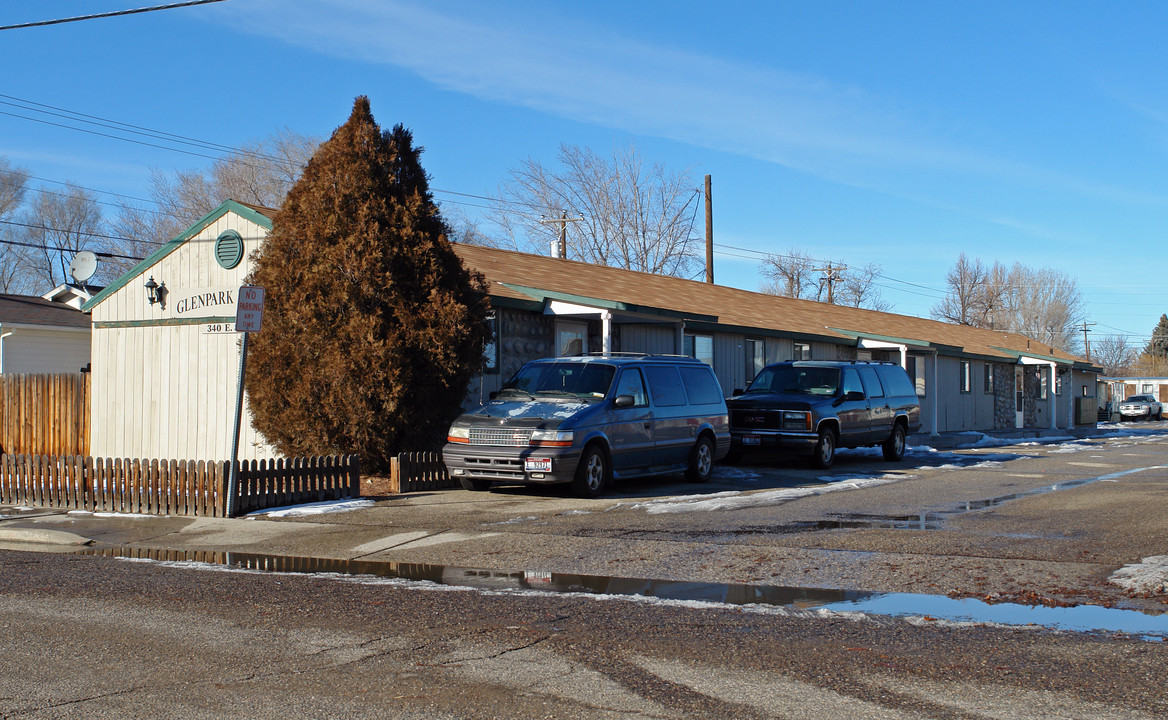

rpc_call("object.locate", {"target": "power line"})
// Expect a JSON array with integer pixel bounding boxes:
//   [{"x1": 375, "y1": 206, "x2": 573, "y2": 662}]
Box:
[
  {"x1": 0, "y1": 219, "x2": 162, "y2": 247},
  {"x1": 0, "y1": 234, "x2": 143, "y2": 262},
  {"x1": 0, "y1": 1, "x2": 230, "y2": 32}
]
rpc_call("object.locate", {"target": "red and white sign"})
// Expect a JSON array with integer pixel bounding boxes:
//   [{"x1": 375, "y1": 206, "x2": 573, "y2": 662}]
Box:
[{"x1": 235, "y1": 286, "x2": 265, "y2": 333}]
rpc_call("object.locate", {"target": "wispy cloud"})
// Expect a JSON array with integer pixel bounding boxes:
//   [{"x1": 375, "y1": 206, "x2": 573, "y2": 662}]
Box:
[{"x1": 218, "y1": 0, "x2": 1161, "y2": 211}]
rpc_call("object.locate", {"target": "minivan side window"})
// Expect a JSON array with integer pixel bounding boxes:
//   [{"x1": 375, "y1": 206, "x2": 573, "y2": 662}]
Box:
[
  {"x1": 613, "y1": 368, "x2": 649, "y2": 407},
  {"x1": 875, "y1": 365, "x2": 916, "y2": 397},
  {"x1": 857, "y1": 366, "x2": 885, "y2": 398},
  {"x1": 644, "y1": 366, "x2": 687, "y2": 407},
  {"x1": 679, "y1": 366, "x2": 723, "y2": 405}
]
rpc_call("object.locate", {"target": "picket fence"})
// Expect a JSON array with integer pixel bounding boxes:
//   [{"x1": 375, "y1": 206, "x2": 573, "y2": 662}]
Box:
[
  {"x1": 389, "y1": 451, "x2": 453, "y2": 493},
  {"x1": 0, "y1": 453, "x2": 359, "y2": 517}
]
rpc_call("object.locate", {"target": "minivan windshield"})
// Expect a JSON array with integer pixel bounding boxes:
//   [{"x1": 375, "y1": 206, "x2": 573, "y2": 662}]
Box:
[
  {"x1": 500, "y1": 362, "x2": 617, "y2": 400},
  {"x1": 746, "y1": 365, "x2": 840, "y2": 396}
]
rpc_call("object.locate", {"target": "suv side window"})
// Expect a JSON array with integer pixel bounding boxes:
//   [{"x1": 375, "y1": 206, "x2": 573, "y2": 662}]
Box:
[
  {"x1": 875, "y1": 365, "x2": 915, "y2": 397},
  {"x1": 841, "y1": 368, "x2": 864, "y2": 396},
  {"x1": 679, "y1": 366, "x2": 723, "y2": 405},
  {"x1": 613, "y1": 368, "x2": 649, "y2": 407},
  {"x1": 644, "y1": 365, "x2": 687, "y2": 407},
  {"x1": 857, "y1": 366, "x2": 885, "y2": 398}
]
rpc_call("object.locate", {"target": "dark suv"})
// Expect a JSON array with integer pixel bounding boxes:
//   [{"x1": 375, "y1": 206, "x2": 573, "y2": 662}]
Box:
[{"x1": 726, "y1": 361, "x2": 921, "y2": 469}]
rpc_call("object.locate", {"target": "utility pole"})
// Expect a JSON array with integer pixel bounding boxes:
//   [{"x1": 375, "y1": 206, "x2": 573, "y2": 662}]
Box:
[
  {"x1": 539, "y1": 210, "x2": 582, "y2": 258},
  {"x1": 813, "y1": 262, "x2": 846, "y2": 304},
  {"x1": 1079, "y1": 321, "x2": 1097, "y2": 360},
  {"x1": 704, "y1": 175, "x2": 714, "y2": 284}
]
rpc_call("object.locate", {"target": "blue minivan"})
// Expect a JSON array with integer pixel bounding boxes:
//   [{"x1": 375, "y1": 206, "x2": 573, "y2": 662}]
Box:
[{"x1": 443, "y1": 355, "x2": 731, "y2": 497}]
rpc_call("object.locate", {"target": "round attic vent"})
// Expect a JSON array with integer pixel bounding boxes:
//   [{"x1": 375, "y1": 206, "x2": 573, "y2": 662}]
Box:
[{"x1": 215, "y1": 230, "x2": 244, "y2": 270}]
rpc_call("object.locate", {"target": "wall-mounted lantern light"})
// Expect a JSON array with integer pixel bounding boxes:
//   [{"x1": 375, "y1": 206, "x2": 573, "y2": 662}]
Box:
[{"x1": 145, "y1": 276, "x2": 162, "y2": 305}]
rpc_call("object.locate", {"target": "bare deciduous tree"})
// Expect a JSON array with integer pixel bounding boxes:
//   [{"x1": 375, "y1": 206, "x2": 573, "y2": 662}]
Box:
[
  {"x1": 484, "y1": 144, "x2": 702, "y2": 277},
  {"x1": 1092, "y1": 334, "x2": 1136, "y2": 376},
  {"x1": 760, "y1": 249, "x2": 889, "y2": 311},
  {"x1": 0, "y1": 158, "x2": 31, "y2": 292},
  {"x1": 112, "y1": 129, "x2": 320, "y2": 266},
  {"x1": 932, "y1": 255, "x2": 1086, "y2": 354},
  {"x1": 20, "y1": 184, "x2": 104, "y2": 289}
]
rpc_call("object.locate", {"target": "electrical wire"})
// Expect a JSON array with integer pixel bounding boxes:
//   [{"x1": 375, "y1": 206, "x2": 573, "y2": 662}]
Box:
[{"x1": 0, "y1": 1, "x2": 230, "y2": 32}]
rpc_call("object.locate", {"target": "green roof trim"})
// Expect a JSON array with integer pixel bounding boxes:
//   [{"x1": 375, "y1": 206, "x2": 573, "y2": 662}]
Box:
[
  {"x1": 828, "y1": 328, "x2": 933, "y2": 348},
  {"x1": 82, "y1": 200, "x2": 273, "y2": 312},
  {"x1": 991, "y1": 346, "x2": 1074, "y2": 366},
  {"x1": 496, "y1": 283, "x2": 719, "y2": 323}
]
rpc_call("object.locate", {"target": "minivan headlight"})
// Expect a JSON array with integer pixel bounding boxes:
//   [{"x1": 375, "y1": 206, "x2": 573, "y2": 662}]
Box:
[
  {"x1": 530, "y1": 429, "x2": 574, "y2": 447},
  {"x1": 447, "y1": 426, "x2": 470, "y2": 443},
  {"x1": 781, "y1": 411, "x2": 812, "y2": 431}
]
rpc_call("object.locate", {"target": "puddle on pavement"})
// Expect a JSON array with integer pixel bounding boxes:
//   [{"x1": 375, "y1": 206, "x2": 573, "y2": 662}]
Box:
[
  {"x1": 81, "y1": 545, "x2": 1168, "y2": 641},
  {"x1": 782, "y1": 471, "x2": 1156, "y2": 533}
]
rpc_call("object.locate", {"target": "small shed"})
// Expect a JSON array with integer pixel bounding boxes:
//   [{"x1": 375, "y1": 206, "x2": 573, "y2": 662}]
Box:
[{"x1": 83, "y1": 200, "x2": 277, "y2": 461}]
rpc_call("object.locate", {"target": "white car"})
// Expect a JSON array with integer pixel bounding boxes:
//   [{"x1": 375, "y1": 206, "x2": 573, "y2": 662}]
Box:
[{"x1": 1119, "y1": 394, "x2": 1163, "y2": 421}]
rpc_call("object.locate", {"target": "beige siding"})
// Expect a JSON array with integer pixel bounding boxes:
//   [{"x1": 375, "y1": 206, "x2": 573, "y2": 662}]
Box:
[
  {"x1": 0, "y1": 328, "x2": 90, "y2": 374},
  {"x1": 90, "y1": 211, "x2": 277, "y2": 461}
]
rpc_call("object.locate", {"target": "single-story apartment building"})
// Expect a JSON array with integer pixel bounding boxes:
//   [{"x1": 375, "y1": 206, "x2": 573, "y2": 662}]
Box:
[
  {"x1": 82, "y1": 200, "x2": 1100, "y2": 462},
  {"x1": 0, "y1": 290, "x2": 92, "y2": 374}
]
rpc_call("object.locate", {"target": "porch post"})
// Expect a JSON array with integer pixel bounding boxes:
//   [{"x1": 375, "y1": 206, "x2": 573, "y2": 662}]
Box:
[
  {"x1": 601, "y1": 311, "x2": 613, "y2": 355},
  {"x1": 1050, "y1": 362, "x2": 1058, "y2": 430}
]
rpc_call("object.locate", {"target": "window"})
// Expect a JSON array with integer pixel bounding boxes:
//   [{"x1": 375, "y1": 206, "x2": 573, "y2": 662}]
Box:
[
  {"x1": 644, "y1": 366, "x2": 687, "y2": 406},
  {"x1": 1143, "y1": 383, "x2": 1154, "y2": 394},
  {"x1": 483, "y1": 311, "x2": 499, "y2": 373},
  {"x1": 906, "y1": 356, "x2": 926, "y2": 396},
  {"x1": 556, "y1": 320, "x2": 587, "y2": 356},
  {"x1": 841, "y1": 368, "x2": 863, "y2": 396},
  {"x1": 793, "y1": 342, "x2": 811, "y2": 361},
  {"x1": 1040, "y1": 371, "x2": 1048, "y2": 399},
  {"x1": 857, "y1": 366, "x2": 885, "y2": 398},
  {"x1": 684, "y1": 333, "x2": 714, "y2": 367},
  {"x1": 613, "y1": 368, "x2": 648, "y2": 407},
  {"x1": 745, "y1": 338, "x2": 766, "y2": 381},
  {"x1": 960, "y1": 360, "x2": 971, "y2": 393},
  {"x1": 983, "y1": 363, "x2": 994, "y2": 394},
  {"x1": 679, "y1": 366, "x2": 723, "y2": 405}
]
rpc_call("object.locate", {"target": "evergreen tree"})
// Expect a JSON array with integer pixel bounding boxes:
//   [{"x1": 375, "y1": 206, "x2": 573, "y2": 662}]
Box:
[
  {"x1": 1146, "y1": 314, "x2": 1168, "y2": 358},
  {"x1": 244, "y1": 97, "x2": 490, "y2": 471}
]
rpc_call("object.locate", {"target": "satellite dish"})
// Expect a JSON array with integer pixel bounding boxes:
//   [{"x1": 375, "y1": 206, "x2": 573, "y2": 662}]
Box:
[{"x1": 69, "y1": 251, "x2": 98, "y2": 284}]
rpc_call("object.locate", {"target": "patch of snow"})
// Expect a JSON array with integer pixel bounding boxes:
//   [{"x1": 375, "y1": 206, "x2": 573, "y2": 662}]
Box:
[
  {"x1": 247, "y1": 499, "x2": 375, "y2": 518},
  {"x1": 627, "y1": 472, "x2": 913, "y2": 515},
  {"x1": 489, "y1": 516, "x2": 540, "y2": 525},
  {"x1": 1109, "y1": 556, "x2": 1168, "y2": 595}
]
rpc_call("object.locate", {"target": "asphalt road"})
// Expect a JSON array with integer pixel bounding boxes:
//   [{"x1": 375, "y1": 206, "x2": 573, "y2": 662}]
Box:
[{"x1": 2, "y1": 425, "x2": 1168, "y2": 718}]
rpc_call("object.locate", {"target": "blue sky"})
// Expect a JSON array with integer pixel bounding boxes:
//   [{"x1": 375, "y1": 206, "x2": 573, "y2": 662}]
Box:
[{"x1": 2, "y1": 0, "x2": 1166, "y2": 350}]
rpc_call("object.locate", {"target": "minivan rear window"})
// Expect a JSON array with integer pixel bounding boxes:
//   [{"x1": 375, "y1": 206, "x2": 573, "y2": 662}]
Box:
[
  {"x1": 679, "y1": 366, "x2": 724, "y2": 405},
  {"x1": 644, "y1": 366, "x2": 687, "y2": 407}
]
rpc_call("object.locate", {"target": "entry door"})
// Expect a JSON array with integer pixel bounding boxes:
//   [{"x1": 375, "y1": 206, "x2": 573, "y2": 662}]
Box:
[{"x1": 1015, "y1": 366, "x2": 1024, "y2": 428}]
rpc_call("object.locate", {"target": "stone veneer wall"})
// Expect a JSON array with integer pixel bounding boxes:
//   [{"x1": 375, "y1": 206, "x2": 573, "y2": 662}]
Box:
[
  {"x1": 498, "y1": 308, "x2": 555, "y2": 378},
  {"x1": 993, "y1": 363, "x2": 1015, "y2": 430}
]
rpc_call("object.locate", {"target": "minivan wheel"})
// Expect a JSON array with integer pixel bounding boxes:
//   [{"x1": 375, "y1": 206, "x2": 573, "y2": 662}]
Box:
[
  {"x1": 882, "y1": 423, "x2": 907, "y2": 462},
  {"x1": 572, "y1": 445, "x2": 609, "y2": 498},
  {"x1": 459, "y1": 477, "x2": 492, "y2": 492},
  {"x1": 686, "y1": 435, "x2": 715, "y2": 483},
  {"x1": 810, "y1": 428, "x2": 836, "y2": 469}
]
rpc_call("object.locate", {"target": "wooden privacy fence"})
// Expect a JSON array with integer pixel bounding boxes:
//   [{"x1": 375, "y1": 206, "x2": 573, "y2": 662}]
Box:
[
  {"x1": 389, "y1": 451, "x2": 453, "y2": 493},
  {"x1": 0, "y1": 454, "x2": 359, "y2": 517},
  {"x1": 0, "y1": 373, "x2": 90, "y2": 457}
]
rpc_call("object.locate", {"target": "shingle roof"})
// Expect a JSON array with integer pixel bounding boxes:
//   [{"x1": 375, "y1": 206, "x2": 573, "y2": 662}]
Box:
[
  {"x1": 452, "y1": 243, "x2": 1094, "y2": 368},
  {"x1": 0, "y1": 294, "x2": 91, "y2": 329}
]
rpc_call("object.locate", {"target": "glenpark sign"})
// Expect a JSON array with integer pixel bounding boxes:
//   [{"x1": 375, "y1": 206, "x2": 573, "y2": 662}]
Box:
[{"x1": 167, "y1": 286, "x2": 263, "y2": 334}]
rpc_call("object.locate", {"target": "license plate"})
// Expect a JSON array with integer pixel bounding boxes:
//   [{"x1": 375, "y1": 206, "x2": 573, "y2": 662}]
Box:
[
  {"x1": 525, "y1": 458, "x2": 552, "y2": 472},
  {"x1": 743, "y1": 436, "x2": 761, "y2": 446}
]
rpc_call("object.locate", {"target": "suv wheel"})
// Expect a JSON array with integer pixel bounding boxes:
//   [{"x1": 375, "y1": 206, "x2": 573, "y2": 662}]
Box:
[
  {"x1": 810, "y1": 428, "x2": 836, "y2": 469},
  {"x1": 572, "y1": 445, "x2": 609, "y2": 498},
  {"x1": 686, "y1": 435, "x2": 715, "y2": 483},
  {"x1": 882, "y1": 423, "x2": 906, "y2": 462}
]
